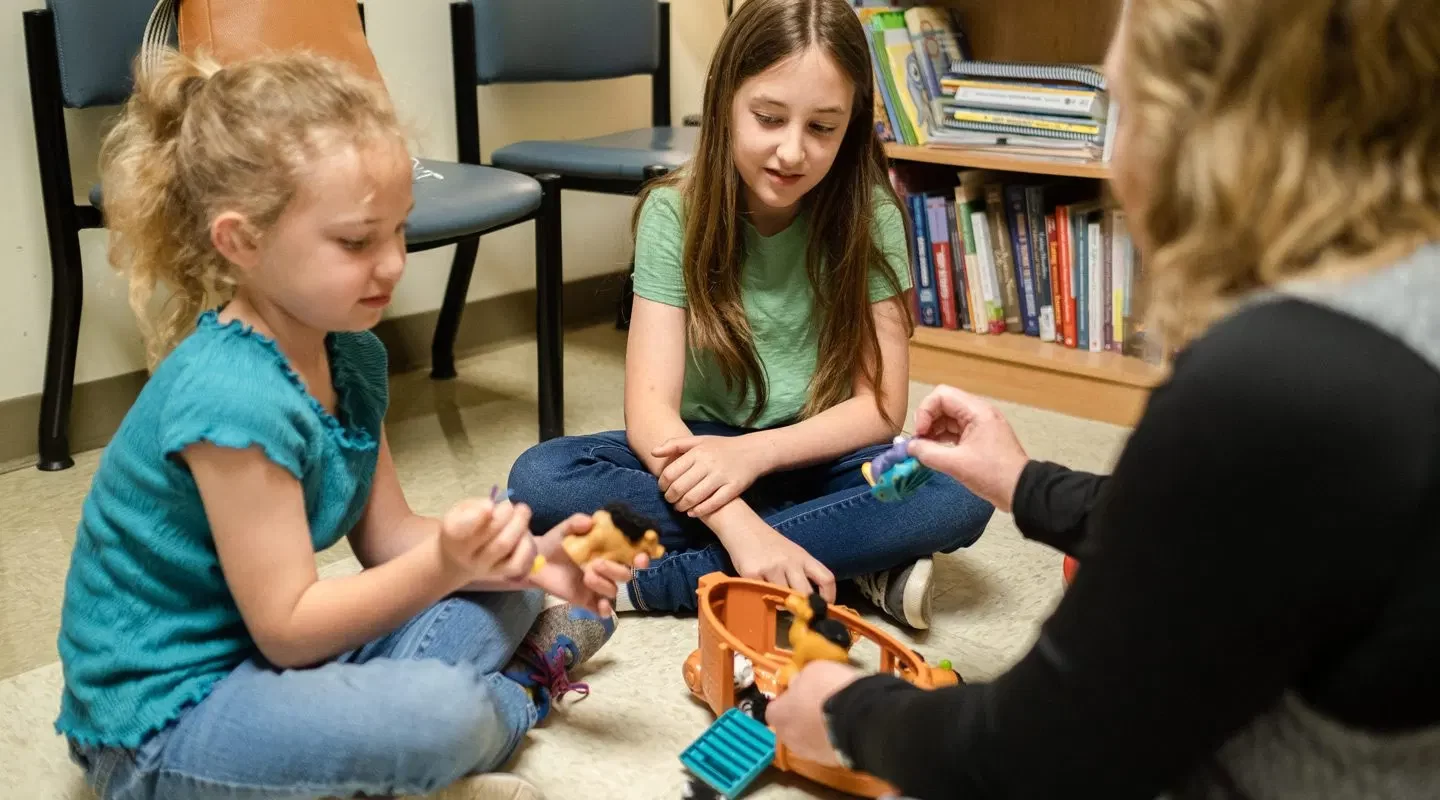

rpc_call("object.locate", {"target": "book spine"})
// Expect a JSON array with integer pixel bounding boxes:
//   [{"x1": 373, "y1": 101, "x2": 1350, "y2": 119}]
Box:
[
  {"x1": 1074, "y1": 210, "x2": 1088, "y2": 350},
  {"x1": 1053, "y1": 209, "x2": 1076, "y2": 347},
  {"x1": 909, "y1": 193, "x2": 939, "y2": 327},
  {"x1": 1089, "y1": 215, "x2": 1104, "y2": 352},
  {"x1": 970, "y1": 210, "x2": 1006, "y2": 333},
  {"x1": 1004, "y1": 185, "x2": 1040, "y2": 337},
  {"x1": 1023, "y1": 186, "x2": 1055, "y2": 342},
  {"x1": 947, "y1": 81, "x2": 1105, "y2": 119},
  {"x1": 950, "y1": 109, "x2": 1102, "y2": 136},
  {"x1": 926, "y1": 196, "x2": 959, "y2": 330},
  {"x1": 944, "y1": 196, "x2": 971, "y2": 331},
  {"x1": 984, "y1": 185, "x2": 1024, "y2": 334}
]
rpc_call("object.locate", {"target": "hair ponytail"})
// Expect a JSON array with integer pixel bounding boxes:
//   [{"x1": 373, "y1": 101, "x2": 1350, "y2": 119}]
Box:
[{"x1": 101, "y1": 52, "x2": 228, "y2": 369}]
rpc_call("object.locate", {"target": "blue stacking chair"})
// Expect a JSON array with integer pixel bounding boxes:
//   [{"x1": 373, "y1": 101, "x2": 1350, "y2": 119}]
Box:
[
  {"x1": 448, "y1": 0, "x2": 696, "y2": 332},
  {"x1": 23, "y1": 0, "x2": 560, "y2": 471}
]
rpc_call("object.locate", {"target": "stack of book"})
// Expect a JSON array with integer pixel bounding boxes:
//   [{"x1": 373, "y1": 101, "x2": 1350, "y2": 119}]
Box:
[
  {"x1": 933, "y1": 62, "x2": 1117, "y2": 162},
  {"x1": 852, "y1": 2, "x2": 1119, "y2": 163}
]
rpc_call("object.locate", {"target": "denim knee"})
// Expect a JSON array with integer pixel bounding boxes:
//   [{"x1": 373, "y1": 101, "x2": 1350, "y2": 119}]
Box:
[
  {"x1": 378, "y1": 662, "x2": 531, "y2": 786},
  {"x1": 506, "y1": 438, "x2": 580, "y2": 527}
]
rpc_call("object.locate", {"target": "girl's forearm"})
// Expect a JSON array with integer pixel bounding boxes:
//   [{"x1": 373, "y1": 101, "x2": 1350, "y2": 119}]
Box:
[
  {"x1": 626, "y1": 402, "x2": 695, "y2": 477},
  {"x1": 264, "y1": 533, "x2": 465, "y2": 668},
  {"x1": 351, "y1": 512, "x2": 530, "y2": 593},
  {"x1": 748, "y1": 396, "x2": 900, "y2": 473}
]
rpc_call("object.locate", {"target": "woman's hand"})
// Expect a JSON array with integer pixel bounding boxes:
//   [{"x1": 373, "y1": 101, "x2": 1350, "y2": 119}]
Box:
[
  {"x1": 768, "y1": 660, "x2": 865, "y2": 766},
  {"x1": 723, "y1": 521, "x2": 836, "y2": 602},
  {"x1": 438, "y1": 498, "x2": 538, "y2": 584},
  {"x1": 653, "y1": 435, "x2": 773, "y2": 517},
  {"x1": 527, "y1": 514, "x2": 651, "y2": 616},
  {"x1": 908, "y1": 385, "x2": 1029, "y2": 513}
]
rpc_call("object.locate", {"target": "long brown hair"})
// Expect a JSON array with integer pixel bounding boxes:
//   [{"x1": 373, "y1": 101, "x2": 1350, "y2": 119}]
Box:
[
  {"x1": 1118, "y1": 0, "x2": 1440, "y2": 348},
  {"x1": 100, "y1": 50, "x2": 403, "y2": 368},
  {"x1": 634, "y1": 0, "x2": 911, "y2": 427}
]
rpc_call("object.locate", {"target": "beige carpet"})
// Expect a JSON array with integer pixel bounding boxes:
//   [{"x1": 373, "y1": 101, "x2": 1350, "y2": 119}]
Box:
[{"x1": 0, "y1": 324, "x2": 1131, "y2": 799}]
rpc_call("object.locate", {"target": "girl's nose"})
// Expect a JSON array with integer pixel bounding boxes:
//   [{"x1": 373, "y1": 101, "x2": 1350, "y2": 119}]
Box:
[{"x1": 776, "y1": 124, "x2": 805, "y2": 168}]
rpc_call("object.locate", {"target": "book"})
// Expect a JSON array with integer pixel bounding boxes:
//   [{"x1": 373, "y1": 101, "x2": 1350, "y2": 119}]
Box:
[
  {"x1": 947, "y1": 60, "x2": 1107, "y2": 91},
  {"x1": 942, "y1": 78, "x2": 1109, "y2": 120}
]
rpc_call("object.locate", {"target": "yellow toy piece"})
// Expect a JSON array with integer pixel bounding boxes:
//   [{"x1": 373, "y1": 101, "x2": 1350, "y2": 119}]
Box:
[
  {"x1": 776, "y1": 592, "x2": 853, "y2": 688},
  {"x1": 532, "y1": 503, "x2": 666, "y2": 573}
]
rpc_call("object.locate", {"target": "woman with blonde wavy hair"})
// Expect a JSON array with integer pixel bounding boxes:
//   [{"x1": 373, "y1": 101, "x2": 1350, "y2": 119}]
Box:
[{"x1": 767, "y1": 0, "x2": 1440, "y2": 797}]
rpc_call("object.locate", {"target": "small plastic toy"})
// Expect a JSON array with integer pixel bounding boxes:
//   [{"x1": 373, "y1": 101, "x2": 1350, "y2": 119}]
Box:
[
  {"x1": 681, "y1": 573, "x2": 960, "y2": 798},
  {"x1": 776, "y1": 592, "x2": 853, "y2": 688},
  {"x1": 532, "y1": 502, "x2": 667, "y2": 573},
  {"x1": 1063, "y1": 555, "x2": 1079, "y2": 586},
  {"x1": 680, "y1": 708, "x2": 776, "y2": 800},
  {"x1": 861, "y1": 435, "x2": 934, "y2": 503}
]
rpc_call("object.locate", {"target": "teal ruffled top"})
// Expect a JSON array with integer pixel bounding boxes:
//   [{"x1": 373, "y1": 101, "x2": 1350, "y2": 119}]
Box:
[{"x1": 55, "y1": 310, "x2": 390, "y2": 749}]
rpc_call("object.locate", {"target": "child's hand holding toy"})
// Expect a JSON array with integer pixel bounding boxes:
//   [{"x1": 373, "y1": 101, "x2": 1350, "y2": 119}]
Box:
[
  {"x1": 528, "y1": 512, "x2": 652, "y2": 617},
  {"x1": 438, "y1": 497, "x2": 540, "y2": 584},
  {"x1": 908, "y1": 385, "x2": 1030, "y2": 514}
]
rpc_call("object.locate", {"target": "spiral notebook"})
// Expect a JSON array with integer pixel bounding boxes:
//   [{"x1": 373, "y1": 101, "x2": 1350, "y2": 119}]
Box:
[{"x1": 949, "y1": 60, "x2": 1108, "y2": 92}]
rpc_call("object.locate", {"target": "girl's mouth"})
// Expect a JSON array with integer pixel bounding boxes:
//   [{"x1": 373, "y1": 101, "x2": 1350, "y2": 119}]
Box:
[{"x1": 765, "y1": 168, "x2": 803, "y2": 186}]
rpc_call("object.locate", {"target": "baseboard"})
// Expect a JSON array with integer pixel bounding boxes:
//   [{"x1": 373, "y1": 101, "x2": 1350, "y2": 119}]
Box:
[{"x1": 0, "y1": 272, "x2": 627, "y2": 471}]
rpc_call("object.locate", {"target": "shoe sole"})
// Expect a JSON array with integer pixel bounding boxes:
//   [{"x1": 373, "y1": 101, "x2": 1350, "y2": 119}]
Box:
[{"x1": 902, "y1": 557, "x2": 933, "y2": 630}]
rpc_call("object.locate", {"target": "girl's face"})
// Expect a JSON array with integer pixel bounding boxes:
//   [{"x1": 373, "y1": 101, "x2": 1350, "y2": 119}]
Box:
[
  {"x1": 730, "y1": 45, "x2": 854, "y2": 224},
  {"x1": 243, "y1": 137, "x2": 414, "y2": 334}
]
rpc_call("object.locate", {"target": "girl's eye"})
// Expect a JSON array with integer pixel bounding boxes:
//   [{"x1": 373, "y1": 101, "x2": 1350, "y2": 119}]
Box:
[
  {"x1": 754, "y1": 112, "x2": 783, "y2": 127},
  {"x1": 339, "y1": 237, "x2": 370, "y2": 252},
  {"x1": 810, "y1": 123, "x2": 837, "y2": 135}
]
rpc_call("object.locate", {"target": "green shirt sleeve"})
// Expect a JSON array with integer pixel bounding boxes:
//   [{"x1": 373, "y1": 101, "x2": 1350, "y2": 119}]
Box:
[
  {"x1": 868, "y1": 196, "x2": 913, "y2": 303},
  {"x1": 632, "y1": 187, "x2": 688, "y2": 309}
]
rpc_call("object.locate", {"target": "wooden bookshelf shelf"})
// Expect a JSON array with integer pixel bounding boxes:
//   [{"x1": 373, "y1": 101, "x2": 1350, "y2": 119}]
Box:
[
  {"x1": 909, "y1": 328, "x2": 1166, "y2": 427},
  {"x1": 885, "y1": 143, "x2": 1112, "y2": 180}
]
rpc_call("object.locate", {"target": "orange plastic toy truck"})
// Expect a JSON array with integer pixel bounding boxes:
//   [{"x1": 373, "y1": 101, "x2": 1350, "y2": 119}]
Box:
[{"x1": 682, "y1": 573, "x2": 959, "y2": 798}]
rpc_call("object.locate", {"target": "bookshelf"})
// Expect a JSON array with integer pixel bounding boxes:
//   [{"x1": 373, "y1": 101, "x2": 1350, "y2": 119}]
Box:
[
  {"x1": 884, "y1": 144, "x2": 1111, "y2": 180},
  {"x1": 884, "y1": 0, "x2": 1155, "y2": 426}
]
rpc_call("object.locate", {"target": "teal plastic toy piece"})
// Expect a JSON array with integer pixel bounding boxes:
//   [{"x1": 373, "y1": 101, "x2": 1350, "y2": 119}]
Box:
[{"x1": 680, "y1": 708, "x2": 777, "y2": 798}]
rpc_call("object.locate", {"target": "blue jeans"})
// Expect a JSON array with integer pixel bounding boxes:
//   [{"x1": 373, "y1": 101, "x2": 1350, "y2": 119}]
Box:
[
  {"x1": 507, "y1": 422, "x2": 994, "y2": 612},
  {"x1": 69, "y1": 590, "x2": 544, "y2": 800}
]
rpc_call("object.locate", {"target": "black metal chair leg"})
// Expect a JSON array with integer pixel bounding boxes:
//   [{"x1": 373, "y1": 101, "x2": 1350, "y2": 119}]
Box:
[
  {"x1": 535, "y1": 174, "x2": 564, "y2": 442},
  {"x1": 37, "y1": 223, "x2": 83, "y2": 472},
  {"x1": 430, "y1": 235, "x2": 482, "y2": 380}
]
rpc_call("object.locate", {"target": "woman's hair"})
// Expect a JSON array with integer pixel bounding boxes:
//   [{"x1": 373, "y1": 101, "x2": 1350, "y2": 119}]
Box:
[
  {"x1": 100, "y1": 50, "x2": 404, "y2": 367},
  {"x1": 634, "y1": 0, "x2": 910, "y2": 428},
  {"x1": 1121, "y1": 0, "x2": 1440, "y2": 347}
]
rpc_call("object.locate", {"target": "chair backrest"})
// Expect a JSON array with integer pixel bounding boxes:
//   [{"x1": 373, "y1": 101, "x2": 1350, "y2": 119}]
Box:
[
  {"x1": 46, "y1": 0, "x2": 161, "y2": 109},
  {"x1": 469, "y1": 0, "x2": 660, "y2": 85}
]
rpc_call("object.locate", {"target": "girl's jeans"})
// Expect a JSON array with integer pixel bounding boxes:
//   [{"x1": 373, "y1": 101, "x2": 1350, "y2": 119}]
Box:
[
  {"x1": 507, "y1": 422, "x2": 994, "y2": 612},
  {"x1": 69, "y1": 590, "x2": 543, "y2": 799}
]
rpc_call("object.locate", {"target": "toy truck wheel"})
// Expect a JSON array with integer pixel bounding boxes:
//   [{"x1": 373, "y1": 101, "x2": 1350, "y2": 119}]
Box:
[{"x1": 683, "y1": 650, "x2": 703, "y2": 696}]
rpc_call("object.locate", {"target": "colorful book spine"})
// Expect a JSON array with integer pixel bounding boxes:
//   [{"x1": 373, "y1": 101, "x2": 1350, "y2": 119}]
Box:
[
  {"x1": 908, "y1": 193, "x2": 939, "y2": 327},
  {"x1": 984, "y1": 184, "x2": 1024, "y2": 334},
  {"x1": 925, "y1": 195, "x2": 959, "y2": 330}
]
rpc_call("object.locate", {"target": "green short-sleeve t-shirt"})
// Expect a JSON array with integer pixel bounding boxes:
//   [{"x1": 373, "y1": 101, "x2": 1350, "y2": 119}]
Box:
[{"x1": 632, "y1": 186, "x2": 912, "y2": 429}]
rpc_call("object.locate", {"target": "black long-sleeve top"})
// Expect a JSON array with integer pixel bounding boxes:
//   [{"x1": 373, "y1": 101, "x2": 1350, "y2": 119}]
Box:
[{"x1": 826, "y1": 297, "x2": 1440, "y2": 799}]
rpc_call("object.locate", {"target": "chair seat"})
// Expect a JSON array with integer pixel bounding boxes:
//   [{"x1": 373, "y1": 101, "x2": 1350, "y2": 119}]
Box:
[
  {"x1": 88, "y1": 159, "x2": 541, "y2": 248},
  {"x1": 491, "y1": 127, "x2": 697, "y2": 181},
  {"x1": 406, "y1": 158, "x2": 541, "y2": 247}
]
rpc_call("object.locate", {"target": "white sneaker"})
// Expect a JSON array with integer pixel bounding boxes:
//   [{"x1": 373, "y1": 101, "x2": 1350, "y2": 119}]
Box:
[
  {"x1": 411, "y1": 773, "x2": 545, "y2": 800},
  {"x1": 853, "y1": 557, "x2": 934, "y2": 630}
]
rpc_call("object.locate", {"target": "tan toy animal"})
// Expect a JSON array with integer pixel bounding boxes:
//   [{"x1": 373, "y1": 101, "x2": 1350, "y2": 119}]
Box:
[{"x1": 532, "y1": 503, "x2": 666, "y2": 573}]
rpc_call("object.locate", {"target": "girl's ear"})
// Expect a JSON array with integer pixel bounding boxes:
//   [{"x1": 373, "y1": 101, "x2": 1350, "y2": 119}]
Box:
[{"x1": 211, "y1": 212, "x2": 261, "y2": 272}]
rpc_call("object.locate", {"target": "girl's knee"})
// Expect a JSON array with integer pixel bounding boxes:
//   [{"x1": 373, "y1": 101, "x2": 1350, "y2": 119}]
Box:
[{"x1": 384, "y1": 666, "x2": 521, "y2": 779}]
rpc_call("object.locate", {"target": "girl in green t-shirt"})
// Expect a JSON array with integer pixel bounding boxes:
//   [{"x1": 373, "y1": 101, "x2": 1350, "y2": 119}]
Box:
[{"x1": 508, "y1": 0, "x2": 993, "y2": 629}]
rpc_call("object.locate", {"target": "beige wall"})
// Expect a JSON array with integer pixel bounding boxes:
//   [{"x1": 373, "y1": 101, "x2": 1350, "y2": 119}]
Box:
[{"x1": 0, "y1": 0, "x2": 725, "y2": 402}]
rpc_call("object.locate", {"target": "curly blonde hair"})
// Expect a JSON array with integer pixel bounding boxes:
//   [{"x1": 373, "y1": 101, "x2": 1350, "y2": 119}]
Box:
[
  {"x1": 100, "y1": 50, "x2": 404, "y2": 368},
  {"x1": 1116, "y1": 0, "x2": 1440, "y2": 348}
]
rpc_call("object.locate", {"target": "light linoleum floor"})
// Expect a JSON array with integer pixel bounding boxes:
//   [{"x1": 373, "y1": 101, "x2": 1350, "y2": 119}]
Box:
[{"x1": 0, "y1": 324, "x2": 1131, "y2": 799}]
